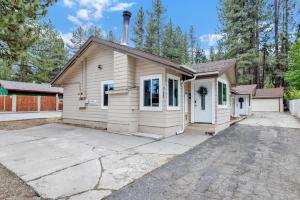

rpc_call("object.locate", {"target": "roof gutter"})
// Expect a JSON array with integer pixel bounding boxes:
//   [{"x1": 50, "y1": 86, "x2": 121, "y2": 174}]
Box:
[{"x1": 176, "y1": 72, "x2": 211, "y2": 135}]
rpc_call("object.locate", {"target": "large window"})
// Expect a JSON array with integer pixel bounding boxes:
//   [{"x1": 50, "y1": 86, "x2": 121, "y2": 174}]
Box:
[
  {"x1": 167, "y1": 74, "x2": 180, "y2": 110},
  {"x1": 218, "y1": 80, "x2": 227, "y2": 107},
  {"x1": 101, "y1": 80, "x2": 114, "y2": 109},
  {"x1": 140, "y1": 74, "x2": 162, "y2": 111}
]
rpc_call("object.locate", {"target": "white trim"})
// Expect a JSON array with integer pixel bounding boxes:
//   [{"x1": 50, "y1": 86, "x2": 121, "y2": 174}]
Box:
[
  {"x1": 217, "y1": 78, "x2": 229, "y2": 108},
  {"x1": 167, "y1": 74, "x2": 181, "y2": 111},
  {"x1": 139, "y1": 74, "x2": 163, "y2": 112},
  {"x1": 191, "y1": 81, "x2": 195, "y2": 123},
  {"x1": 211, "y1": 78, "x2": 216, "y2": 124},
  {"x1": 101, "y1": 80, "x2": 114, "y2": 109}
]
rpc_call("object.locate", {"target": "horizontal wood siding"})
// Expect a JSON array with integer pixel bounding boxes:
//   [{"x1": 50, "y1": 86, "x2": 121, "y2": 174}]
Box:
[{"x1": 62, "y1": 46, "x2": 114, "y2": 123}]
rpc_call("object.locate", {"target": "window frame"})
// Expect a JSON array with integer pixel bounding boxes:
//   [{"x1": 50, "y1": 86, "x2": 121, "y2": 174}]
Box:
[
  {"x1": 217, "y1": 78, "x2": 228, "y2": 108},
  {"x1": 167, "y1": 74, "x2": 181, "y2": 111},
  {"x1": 140, "y1": 74, "x2": 163, "y2": 111},
  {"x1": 101, "y1": 80, "x2": 114, "y2": 109}
]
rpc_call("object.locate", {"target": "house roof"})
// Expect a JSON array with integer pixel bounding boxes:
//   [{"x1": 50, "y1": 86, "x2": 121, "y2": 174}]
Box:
[
  {"x1": 51, "y1": 37, "x2": 196, "y2": 85},
  {"x1": 191, "y1": 59, "x2": 236, "y2": 74},
  {"x1": 232, "y1": 84, "x2": 257, "y2": 95},
  {"x1": 0, "y1": 80, "x2": 63, "y2": 94},
  {"x1": 254, "y1": 87, "x2": 284, "y2": 98}
]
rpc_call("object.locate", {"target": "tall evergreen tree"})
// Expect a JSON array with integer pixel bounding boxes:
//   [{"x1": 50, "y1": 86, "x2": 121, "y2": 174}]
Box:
[
  {"x1": 107, "y1": 30, "x2": 116, "y2": 42},
  {"x1": 194, "y1": 44, "x2": 208, "y2": 64},
  {"x1": 162, "y1": 20, "x2": 175, "y2": 60},
  {"x1": 132, "y1": 7, "x2": 145, "y2": 50},
  {"x1": 189, "y1": 26, "x2": 196, "y2": 63},
  {"x1": 67, "y1": 26, "x2": 88, "y2": 55},
  {"x1": 144, "y1": 12, "x2": 157, "y2": 54},
  {"x1": 209, "y1": 46, "x2": 215, "y2": 62}
]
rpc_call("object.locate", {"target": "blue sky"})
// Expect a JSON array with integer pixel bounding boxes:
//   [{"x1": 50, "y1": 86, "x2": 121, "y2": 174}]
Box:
[{"x1": 46, "y1": 0, "x2": 222, "y2": 54}]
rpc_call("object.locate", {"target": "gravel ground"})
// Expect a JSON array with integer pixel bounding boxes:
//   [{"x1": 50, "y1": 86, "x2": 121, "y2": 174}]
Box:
[
  {"x1": 0, "y1": 164, "x2": 42, "y2": 200},
  {"x1": 107, "y1": 124, "x2": 300, "y2": 200}
]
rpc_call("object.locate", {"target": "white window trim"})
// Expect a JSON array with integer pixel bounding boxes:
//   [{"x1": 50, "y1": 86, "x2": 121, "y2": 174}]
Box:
[
  {"x1": 167, "y1": 74, "x2": 181, "y2": 111},
  {"x1": 217, "y1": 78, "x2": 228, "y2": 108},
  {"x1": 101, "y1": 80, "x2": 114, "y2": 109},
  {"x1": 140, "y1": 74, "x2": 163, "y2": 111}
]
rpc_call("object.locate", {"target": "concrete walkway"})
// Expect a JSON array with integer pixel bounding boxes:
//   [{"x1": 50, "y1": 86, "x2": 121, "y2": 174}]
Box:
[
  {"x1": 0, "y1": 124, "x2": 209, "y2": 200},
  {"x1": 0, "y1": 112, "x2": 62, "y2": 122},
  {"x1": 107, "y1": 112, "x2": 300, "y2": 200}
]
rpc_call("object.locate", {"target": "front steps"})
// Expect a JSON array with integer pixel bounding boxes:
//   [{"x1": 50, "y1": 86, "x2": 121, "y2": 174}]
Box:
[{"x1": 186, "y1": 123, "x2": 216, "y2": 134}]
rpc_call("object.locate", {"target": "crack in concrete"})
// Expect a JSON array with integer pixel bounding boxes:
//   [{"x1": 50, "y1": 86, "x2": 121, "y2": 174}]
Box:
[
  {"x1": 27, "y1": 158, "x2": 97, "y2": 183},
  {"x1": 94, "y1": 157, "x2": 104, "y2": 190},
  {"x1": 0, "y1": 137, "x2": 48, "y2": 148}
]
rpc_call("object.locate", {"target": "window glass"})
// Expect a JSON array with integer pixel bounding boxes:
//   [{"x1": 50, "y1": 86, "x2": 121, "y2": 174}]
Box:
[
  {"x1": 222, "y1": 83, "x2": 227, "y2": 102},
  {"x1": 144, "y1": 80, "x2": 151, "y2": 106},
  {"x1": 174, "y1": 79, "x2": 178, "y2": 106},
  {"x1": 152, "y1": 78, "x2": 159, "y2": 107},
  {"x1": 218, "y1": 81, "x2": 222, "y2": 105},
  {"x1": 103, "y1": 83, "x2": 113, "y2": 106},
  {"x1": 168, "y1": 79, "x2": 173, "y2": 106}
]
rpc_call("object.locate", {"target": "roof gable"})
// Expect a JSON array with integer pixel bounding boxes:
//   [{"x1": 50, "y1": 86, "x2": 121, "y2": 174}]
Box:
[
  {"x1": 255, "y1": 88, "x2": 284, "y2": 98},
  {"x1": 232, "y1": 84, "x2": 257, "y2": 95}
]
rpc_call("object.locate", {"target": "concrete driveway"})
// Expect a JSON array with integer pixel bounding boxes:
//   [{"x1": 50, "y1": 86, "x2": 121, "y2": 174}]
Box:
[
  {"x1": 0, "y1": 124, "x2": 209, "y2": 200},
  {"x1": 108, "y1": 112, "x2": 300, "y2": 200}
]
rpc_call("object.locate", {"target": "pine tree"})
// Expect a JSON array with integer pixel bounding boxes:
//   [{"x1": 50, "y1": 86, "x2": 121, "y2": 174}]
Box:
[
  {"x1": 68, "y1": 26, "x2": 88, "y2": 55},
  {"x1": 107, "y1": 30, "x2": 116, "y2": 42},
  {"x1": 179, "y1": 33, "x2": 189, "y2": 64},
  {"x1": 194, "y1": 44, "x2": 207, "y2": 64},
  {"x1": 162, "y1": 20, "x2": 175, "y2": 60},
  {"x1": 144, "y1": 12, "x2": 157, "y2": 54},
  {"x1": 189, "y1": 26, "x2": 196, "y2": 63},
  {"x1": 173, "y1": 26, "x2": 183, "y2": 63},
  {"x1": 209, "y1": 46, "x2": 215, "y2": 62},
  {"x1": 87, "y1": 25, "x2": 103, "y2": 38},
  {"x1": 132, "y1": 7, "x2": 145, "y2": 50}
]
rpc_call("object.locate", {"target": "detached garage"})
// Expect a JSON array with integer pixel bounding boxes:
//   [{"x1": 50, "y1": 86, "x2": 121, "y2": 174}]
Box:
[{"x1": 252, "y1": 88, "x2": 284, "y2": 112}]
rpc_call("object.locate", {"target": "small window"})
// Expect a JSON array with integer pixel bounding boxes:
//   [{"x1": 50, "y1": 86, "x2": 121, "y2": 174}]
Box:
[
  {"x1": 167, "y1": 74, "x2": 180, "y2": 110},
  {"x1": 101, "y1": 80, "x2": 114, "y2": 109},
  {"x1": 218, "y1": 80, "x2": 227, "y2": 107},
  {"x1": 140, "y1": 74, "x2": 162, "y2": 111}
]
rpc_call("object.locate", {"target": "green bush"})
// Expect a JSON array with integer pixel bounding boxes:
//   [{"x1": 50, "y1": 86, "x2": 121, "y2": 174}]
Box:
[
  {"x1": 264, "y1": 82, "x2": 274, "y2": 88},
  {"x1": 287, "y1": 88, "x2": 300, "y2": 100}
]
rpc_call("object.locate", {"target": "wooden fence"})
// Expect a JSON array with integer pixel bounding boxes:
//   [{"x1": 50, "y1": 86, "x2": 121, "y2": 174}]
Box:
[
  {"x1": 0, "y1": 96, "x2": 12, "y2": 112},
  {"x1": 0, "y1": 95, "x2": 62, "y2": 112}
]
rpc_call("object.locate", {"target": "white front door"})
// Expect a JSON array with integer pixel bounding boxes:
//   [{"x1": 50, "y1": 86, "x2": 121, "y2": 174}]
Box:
[
  {"x1": 194, "y1": 80, "x2": 212, "y2": 123},
  {"x1": 235, "y1": 95, "x2": 247, "y2": 115}
]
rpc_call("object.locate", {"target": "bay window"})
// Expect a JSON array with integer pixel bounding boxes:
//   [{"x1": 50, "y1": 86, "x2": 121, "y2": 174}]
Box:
[
  {"x1": 140, "y1": 74, "x2": 162, "y2": 111},
  {"x1": 167, "y1": 74, "x2": 180, "y2": 110},
  {"x1": 218, "y1": 80, "x2": 227, "y2": 107}
]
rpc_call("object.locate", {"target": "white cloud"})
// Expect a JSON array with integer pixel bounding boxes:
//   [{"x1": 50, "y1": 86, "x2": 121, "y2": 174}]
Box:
[
  {"x1": 113, "y1": 26, "x2": 118, "y2": 30},
  {"x1": 63, "y1": 0, "x2": 75, "y2": 8},
  {"x1": 110, "y1": 2, "x2": 135, "y2": 11},
  {"x1": 67, "y1": 15, "x2": 82, "y2": 26},
  {"x1": 78, "y1": 0, "x2": 114, "y2": 18},
  {"x1": 77, "y1": 9, "x2": 90, "y2": 20},
  {"x1": 199, "y1": 33, "x2": 223, "y2": 47},
  {"x1": 60, "y1": 32, "x2": 73, "y2": 46}
]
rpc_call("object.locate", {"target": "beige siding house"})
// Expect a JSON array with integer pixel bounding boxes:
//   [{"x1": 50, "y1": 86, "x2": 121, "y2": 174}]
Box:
[{"x1": 52, "y1": 36, "x2": 236, "y2": 137}]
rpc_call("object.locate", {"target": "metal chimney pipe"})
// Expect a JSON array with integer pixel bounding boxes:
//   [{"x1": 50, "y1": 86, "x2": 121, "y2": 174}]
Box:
[{"x1": 121, "y1": 11, "x2": 132, "y2": 45}]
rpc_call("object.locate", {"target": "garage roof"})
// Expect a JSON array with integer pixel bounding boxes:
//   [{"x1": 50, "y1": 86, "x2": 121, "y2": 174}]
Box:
[
  {"x1": 232, "y1": 84, "x2": 257, "y2": 95},
  {"x1": 0, "y1": 80, "x2": 63, "y2": 94},
  {"x1": 255, "y1": 88, "x2": 284, "y2": 98}
]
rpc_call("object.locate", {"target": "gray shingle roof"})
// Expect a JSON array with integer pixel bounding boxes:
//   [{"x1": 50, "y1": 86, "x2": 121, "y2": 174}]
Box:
[
  {"x1": 0, "y1": 80, "x2": 63, "y2": 94},
  {"x1": 255, "y1": 88, "x2": 284, "y2": 98},
  {"x1": 232, "y1": 84, "x2": 257, "y2": 95},
  {"x1": 191, "y1": 59, "x2": 236, "y2": 74}
]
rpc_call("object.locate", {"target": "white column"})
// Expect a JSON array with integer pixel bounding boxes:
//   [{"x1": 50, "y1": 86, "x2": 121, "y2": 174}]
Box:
[
  {"x1": 37, "y1": 96, "x2": 41, "y2": 112},
  {"x1": 12, "y1": 95, "x2": 16, "y2": 112},
  {"x1": 56, "y1": 94, "x2": 59, "y2": 111}
]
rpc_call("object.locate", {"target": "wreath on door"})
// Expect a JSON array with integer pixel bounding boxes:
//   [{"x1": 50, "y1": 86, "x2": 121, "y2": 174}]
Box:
[
  {"x1": 238, "y1": 97, "x2": 244, "y2": 109},
  {"x1": 197, "y1": 87, "x2": 207, "y2": 110}
]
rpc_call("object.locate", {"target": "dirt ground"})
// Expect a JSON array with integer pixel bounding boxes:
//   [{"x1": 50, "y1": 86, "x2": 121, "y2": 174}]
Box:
[
  {"x1": 0, "y1": 164, "x2": 42, "y2": 200},
  {"x1": 0, "y1": 118, "x2": 62, "y2": 130}
]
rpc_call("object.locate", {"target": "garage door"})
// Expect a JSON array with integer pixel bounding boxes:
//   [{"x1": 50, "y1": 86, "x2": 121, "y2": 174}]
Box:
[{"x1": 252, "y1": 98, "x2": 279, "y2": 112}]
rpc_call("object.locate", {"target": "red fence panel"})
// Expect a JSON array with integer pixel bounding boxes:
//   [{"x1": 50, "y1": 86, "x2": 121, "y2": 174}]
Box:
[
  {"x1": 16, "y1": 96, "x2": 38, "y2": 112},
  {"x1": 0, "y1": 96, "x2": 12, "y2": 112},
  {"x1": 41, "y1": 96, "x2": 57, "y2": 111}
]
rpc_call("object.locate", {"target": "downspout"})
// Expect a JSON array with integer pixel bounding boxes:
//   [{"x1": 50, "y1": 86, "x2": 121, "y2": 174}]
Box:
[{"x1": 176, "y1": 73, "x2": 200, "y2": 135}]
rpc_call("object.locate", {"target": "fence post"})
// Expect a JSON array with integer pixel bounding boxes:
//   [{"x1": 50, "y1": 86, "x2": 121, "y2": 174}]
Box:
[
  {"x1": 12, "y1": 95, "x2": 16, "y2": 112},
  {"x1": 37, "y1": 96, "x2": 41, "y2": 112},
  {"x1": 56, "y1": 94, "x2": 59, "y2": 111}
]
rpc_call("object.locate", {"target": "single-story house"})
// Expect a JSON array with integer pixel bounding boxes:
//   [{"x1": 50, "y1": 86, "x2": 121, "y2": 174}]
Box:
[
  {"x1": 51, "y1": 11, "x2": 236, "y2": 137},
  {"x1": 0, "y1": 80, "x2": 63, "y2": 112},
  {"x1": 232, "y1": 84, "x2": 257, "y2": 116},
  {"x1": 252, "y1": 87, "x2": 284, "y2": 112}
]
